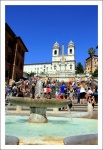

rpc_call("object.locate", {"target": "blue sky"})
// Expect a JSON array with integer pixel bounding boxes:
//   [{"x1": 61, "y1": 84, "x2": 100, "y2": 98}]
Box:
[{"x1": 5, "y1": 5, "x2": 98, "y2": 67}]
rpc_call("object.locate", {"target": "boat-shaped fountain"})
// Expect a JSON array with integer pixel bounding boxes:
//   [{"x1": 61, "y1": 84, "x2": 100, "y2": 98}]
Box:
[
  {"x1": 9, "y1": 97, "x2": 71, "y2": 123},
  {"x1": 9, "y1": 79, "x2": 71, "y2": 123}
]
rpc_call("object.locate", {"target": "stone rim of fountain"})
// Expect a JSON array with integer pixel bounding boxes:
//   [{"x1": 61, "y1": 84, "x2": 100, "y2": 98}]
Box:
[{"x1": 9, "y1": 96, "x2": 72, "y2": 123}]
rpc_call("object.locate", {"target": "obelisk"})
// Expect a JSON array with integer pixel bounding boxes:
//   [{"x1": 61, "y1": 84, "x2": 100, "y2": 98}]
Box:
[{"x1": 62, "y1": 44, "x2": 64, "y2": 62}]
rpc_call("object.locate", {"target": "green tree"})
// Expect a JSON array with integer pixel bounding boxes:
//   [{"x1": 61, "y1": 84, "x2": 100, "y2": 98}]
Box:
[
  {"x1": 40, "y1": 72, "x2": 45, "y2": 75},
  {"x1": 92, "y1": 67, "x2": 98, "y2": 77},
  {"x1": 29, "y1": 71, "x2": 36, "y2": 77},
  {"x1": 76, "y1": 62, "x2": 84, "y2": 74},
  {"x1": 88, "y1": 47, "x2": 95, "y2": 73}
]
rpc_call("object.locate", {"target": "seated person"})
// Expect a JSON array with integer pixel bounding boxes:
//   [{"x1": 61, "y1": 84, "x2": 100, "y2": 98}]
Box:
[{"x1": 87, "y1": 95, "x2": 96, "y2": 108}]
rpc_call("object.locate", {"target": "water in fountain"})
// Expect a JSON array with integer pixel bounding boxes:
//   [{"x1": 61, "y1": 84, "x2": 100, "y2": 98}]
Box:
[
  {"x1": 35, "y1": 78, "x2": 44, "y2": 99},
  {"x1": 5, "y1": 115, "x2": 98, "y2": 145},
  {"x1": 67, "y1": 105, "x2": 72, "y2": 121}
]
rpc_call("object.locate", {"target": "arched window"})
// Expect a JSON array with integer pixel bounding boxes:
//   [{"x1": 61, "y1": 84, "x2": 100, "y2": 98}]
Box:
[
  {"x1": 70, "y1": 64, "x2": 72, "y2": 69},
  {"x1": 54, "y1": 65, "x2": 56, "y2": 70},
  {"x1": 54, "y1": 50, "x2": 57, "y2": 55},
  {"x1": 70, "y1": 49, "x2": 72, "y2": 54}
]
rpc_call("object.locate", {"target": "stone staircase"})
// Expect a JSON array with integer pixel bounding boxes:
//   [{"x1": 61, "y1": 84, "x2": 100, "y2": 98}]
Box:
[
  {"x1": 6, "y1": 80, "x2": 98, "y2": 113},
  {"x1": 70, "y1": 104, "x2": 98, "y2": 112},
  {"x1": 6, "y1": 103, "x2": 98, "y2": 112}
]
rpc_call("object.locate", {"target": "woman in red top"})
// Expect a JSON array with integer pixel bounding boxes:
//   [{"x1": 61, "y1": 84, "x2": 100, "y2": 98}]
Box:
[{"x1": 46, "y1": 85, "x2": 51, "y2": 99}]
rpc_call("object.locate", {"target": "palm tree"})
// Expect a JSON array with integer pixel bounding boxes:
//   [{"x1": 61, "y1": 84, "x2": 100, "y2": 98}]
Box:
[
  {"x1": 96, "y1": 45, "x2": 98, "y2": 49},
  {"x1": 88, "y1": 47, "x2": 95, "y2": 74}
]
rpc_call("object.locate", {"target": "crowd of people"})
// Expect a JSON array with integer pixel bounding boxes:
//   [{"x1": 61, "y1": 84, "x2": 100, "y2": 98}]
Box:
[{"x1": 5, "y1": 76, "x2": 98, "y2": 110}]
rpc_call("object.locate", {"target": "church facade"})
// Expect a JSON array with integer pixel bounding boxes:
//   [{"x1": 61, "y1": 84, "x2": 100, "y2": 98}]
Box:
[{"x1": 24, "y1": 40, "x2": 76, "y2": 76}]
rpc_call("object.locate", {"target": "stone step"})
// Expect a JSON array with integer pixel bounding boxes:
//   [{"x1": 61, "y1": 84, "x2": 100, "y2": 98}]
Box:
[{"x1": 6, "y1": 104, "x2": 98, "y2": 112}]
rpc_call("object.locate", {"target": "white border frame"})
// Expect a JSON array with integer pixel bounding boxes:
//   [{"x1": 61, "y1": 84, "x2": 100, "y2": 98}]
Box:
[{"x1": 1, "y1": 1, "x2": 102, "y2": 149}]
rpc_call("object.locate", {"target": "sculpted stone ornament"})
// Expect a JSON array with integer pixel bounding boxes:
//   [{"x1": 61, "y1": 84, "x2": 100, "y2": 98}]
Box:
[{"x1": 35, "y1": 79, "x2": 44, "y2": 99}]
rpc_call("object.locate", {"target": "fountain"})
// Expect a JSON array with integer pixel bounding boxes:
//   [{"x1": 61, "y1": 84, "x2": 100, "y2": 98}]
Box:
[
  {"x1": 6, "y1": 78, "x2": 98, "y2": 145},
  {"x1": 9, "y1": 78, "x2": 71, "y2": 123}
]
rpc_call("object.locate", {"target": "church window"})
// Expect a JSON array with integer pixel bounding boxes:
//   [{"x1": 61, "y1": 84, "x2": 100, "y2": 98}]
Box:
[
  {"x1": 54, "y1": 50, "x2": 57, "y2": 55},
  {"x1": 54, "y1": 65, "x2": 56, "y2": 70},
  {"x1": 70, "y1": 64, "x2": 72, "y2": 69},
  {"x1": 44, "y1": 65, "x2": 45, "y2": 68},
  {"x1": 70, "y1": 49, "x2": 72, "y2": 54}
]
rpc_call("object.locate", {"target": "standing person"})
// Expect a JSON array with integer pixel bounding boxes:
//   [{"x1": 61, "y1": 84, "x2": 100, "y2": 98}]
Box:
[
  {"x1": 60, "y1": 82, "x2": 67, "y2": 99},
  {"x1": 43, "y1": 85, "x2": 47, "y2": 98},
  {"x1": 68, "y1": 88, "x2": 75, "y2": 104},
  {"x1": 30, "y1": 83, "x2": 36, "y2": 99},
  {"x1": 68, "y1": 80, "x2": 72, "y2": 87},
  {"x1": 73, "y1": 82, "x2": 77, "y2": 97},
  {"x1": 46, "y1": 78, "x2": 50, "y2": 85},
  {"x1": 77, "y1": 86, "x2": 80, "y2": 104},
  {"x1": 52, "y1": 82, "x2": 56, "y2": 91},
  {"x1": 7, "y1": 86, "x2": 11, "y2": 96},
  {"x1": 80, "y1": 81, "x2": 86, "y2": 104},
  {"x1": 89, "y1": 78, "x2": 92, "y2": 87},
  {"x1": 12, "y1": 84, "x2": 18, "y2": 97},
  {"x1": 55, "y1": 86, "x2": 60, "y2": 96},
  {"x1": 46, "y1": 85, "x2": 51, "y2": 99},
  {"x1": 93, "y1": 86, "x2": 98, "y2": 104}
]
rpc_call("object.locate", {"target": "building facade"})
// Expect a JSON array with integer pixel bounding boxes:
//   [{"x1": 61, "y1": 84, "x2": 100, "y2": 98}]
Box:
[
  {"x1": 85, "y1": 55, "x2": 98, "y2": 73},
  {"x1": 5, "y1": 23, "x2": 28, "y2": 84},
  {"x1": 24, "y1": 41, "x2": 76, "y2": 76}
]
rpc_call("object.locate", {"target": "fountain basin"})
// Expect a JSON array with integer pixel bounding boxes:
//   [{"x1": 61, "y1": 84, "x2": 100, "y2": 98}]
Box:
[
  {"x1": 9, "y1": 97, "x2": 71, "y2": 123},
  {"x1": 5, "y1": 115, "x2": 98, "y2": 145},
  {"x1": 9, "y1": 97, "x2": 71, "y2": 108}
]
